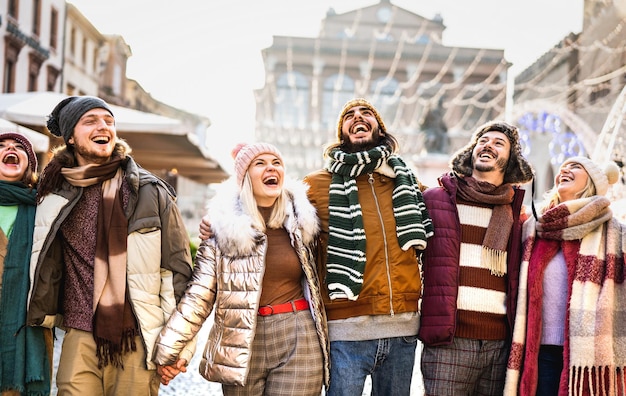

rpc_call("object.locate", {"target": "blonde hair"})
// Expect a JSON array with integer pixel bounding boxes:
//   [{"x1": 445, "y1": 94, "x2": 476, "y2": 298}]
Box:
[
  {"x1": 540, "y1": 175, "x2": 596, "y2": 213},
  {"x1": 239, "y1": 173, "x2": 288, "y2": 231}
]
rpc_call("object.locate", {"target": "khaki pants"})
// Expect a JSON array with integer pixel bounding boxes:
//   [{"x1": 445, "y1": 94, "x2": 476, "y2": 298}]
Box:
[{"x1": 57, "y1": 328, "x2": 160, "y2": 396}]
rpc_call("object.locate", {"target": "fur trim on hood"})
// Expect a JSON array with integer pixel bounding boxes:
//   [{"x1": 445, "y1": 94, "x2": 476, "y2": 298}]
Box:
[{"x1": 207, "y1": 177, "x2": 319, "y2": 257}]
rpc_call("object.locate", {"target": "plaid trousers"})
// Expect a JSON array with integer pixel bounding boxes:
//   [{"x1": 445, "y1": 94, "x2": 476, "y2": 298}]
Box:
[{"x1": 222, "y1": 309, "x2": 323, "y2": 396}]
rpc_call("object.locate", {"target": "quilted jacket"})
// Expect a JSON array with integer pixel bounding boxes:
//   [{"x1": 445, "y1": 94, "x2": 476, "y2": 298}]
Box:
[
  {"x1": 418, "y1": 172, "x2": 526, "y2": 346},
  {"x1": 26, "y1": 155, "x2": 194, "y2": 369},
  {"x1": 153, "y1": 178, "x2": 330, "y2": 387}
]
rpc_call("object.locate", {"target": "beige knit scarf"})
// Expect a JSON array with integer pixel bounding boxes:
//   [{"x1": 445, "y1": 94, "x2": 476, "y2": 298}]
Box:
[{"x1": 62, "y1": 158, "x2": 137, "y2": 368}]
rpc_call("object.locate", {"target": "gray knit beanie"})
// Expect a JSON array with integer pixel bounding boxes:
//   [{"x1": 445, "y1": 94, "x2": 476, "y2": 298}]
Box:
[
  {"x1": 450, "y1": 120, "x2": 534, "y2": 185},
  {"x1": 46, "y1": 96, "x2": 114, "y2": 143}
]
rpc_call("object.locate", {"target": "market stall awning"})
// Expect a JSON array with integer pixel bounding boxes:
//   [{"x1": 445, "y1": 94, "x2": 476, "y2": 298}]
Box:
[{"x1": 0, "y1": 92, "x2": 228, "y2": 184}]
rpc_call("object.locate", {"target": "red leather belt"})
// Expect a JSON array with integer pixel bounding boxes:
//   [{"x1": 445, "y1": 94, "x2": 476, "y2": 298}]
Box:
[{"x1": 258, "y1": 298, "x2": 309, "y2": 316}]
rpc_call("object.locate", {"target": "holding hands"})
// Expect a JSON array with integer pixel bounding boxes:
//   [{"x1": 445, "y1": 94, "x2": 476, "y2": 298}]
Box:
[{"x1": 156, "y1": 358, "x2": 188, "y2": 386}]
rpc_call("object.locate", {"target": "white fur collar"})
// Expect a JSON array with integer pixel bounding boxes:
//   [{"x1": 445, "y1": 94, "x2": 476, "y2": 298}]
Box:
[{"x1": 207, "y1": 177, "x2": 319, "y2": 257}]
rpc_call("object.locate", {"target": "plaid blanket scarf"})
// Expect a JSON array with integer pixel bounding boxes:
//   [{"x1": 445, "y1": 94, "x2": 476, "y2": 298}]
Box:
[{"x1": 505, "y1": 196, "x2": 626, "y2": 395}]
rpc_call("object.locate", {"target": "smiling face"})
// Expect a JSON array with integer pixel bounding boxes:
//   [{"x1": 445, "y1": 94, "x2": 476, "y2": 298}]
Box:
[
  {"x1": 471, "y1": 131, "x2": 511, "y2": 185},
  {"x1": 0, "y1": 138, "x2": 30, "y2": 182},
  {"x1": 248, "y1": 153, "x2": 284, "y2": 207},
  {"x1": 68, "y1": 108, "x2": 116, "y2": 166},
  {"x1": 555, "y1": 161, "x2": 591, "y2": 202},
  {"x1": 340, "y1": 105, "x2": 384, "y2": 153}
]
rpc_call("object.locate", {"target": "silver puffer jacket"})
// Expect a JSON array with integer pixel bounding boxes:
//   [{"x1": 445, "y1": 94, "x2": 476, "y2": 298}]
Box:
[{"x1": 153, "y1": 178, "x2": 330, "y2": 387}]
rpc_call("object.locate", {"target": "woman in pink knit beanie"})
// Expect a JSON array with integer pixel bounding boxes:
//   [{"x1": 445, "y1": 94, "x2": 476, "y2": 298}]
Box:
[{"x1": 154, "y1": 142, "x2": 330, "y2": 395}]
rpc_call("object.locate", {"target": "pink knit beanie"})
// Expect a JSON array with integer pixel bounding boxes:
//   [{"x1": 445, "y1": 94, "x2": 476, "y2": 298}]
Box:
[{"x1": 231, "y1": 142, "x2": 283, "y2": 187}]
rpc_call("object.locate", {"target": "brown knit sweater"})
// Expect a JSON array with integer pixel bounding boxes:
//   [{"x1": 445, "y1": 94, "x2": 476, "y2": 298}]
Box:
[{"x1": 258, "y1": 206, "x2": 304, "y2": 307}]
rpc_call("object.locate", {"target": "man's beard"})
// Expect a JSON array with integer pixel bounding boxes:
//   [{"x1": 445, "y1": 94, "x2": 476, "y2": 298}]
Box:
[
  {"x1": 342, "y1": 127, "x2": 383, "y2": 153},
  {"x1": 474, "y1": 156, "x2": 508, "y2": 173}
]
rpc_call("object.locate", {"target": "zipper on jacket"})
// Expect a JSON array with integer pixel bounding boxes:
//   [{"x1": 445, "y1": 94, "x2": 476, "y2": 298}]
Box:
[{"x1": 367, "y1": 173, "x2": 394, "y2": 316}]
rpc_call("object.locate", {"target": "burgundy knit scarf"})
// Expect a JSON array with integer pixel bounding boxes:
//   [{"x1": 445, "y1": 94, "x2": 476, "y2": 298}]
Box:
[
  {"x1": 456, "y1": 176, "x2": 515, "y2": 276},
  {"x1": 62, "y1": 158, "x2": 137, "y2": 368}
]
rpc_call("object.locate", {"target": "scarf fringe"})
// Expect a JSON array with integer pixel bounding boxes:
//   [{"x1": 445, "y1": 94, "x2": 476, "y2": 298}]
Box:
[
  {"x1": 481, "y1": 246, "x2": 507, "y2": 276},
  {"x1": 569, "y1": 365, "x2": 626, "y2": 396},
  {"x1": 95, "y1": 328, "x2": 137, "y2": 369}
]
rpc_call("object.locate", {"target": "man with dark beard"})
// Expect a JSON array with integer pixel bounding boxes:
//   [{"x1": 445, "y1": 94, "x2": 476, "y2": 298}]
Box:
[
  {"x1": 417, "y1": 121, "x2": 534, "y2": 395},
  {"x1": 26, "y1": 96, "x2": 194, "y2": 395},
  {"x1": 303, "y1": 98, "x2": 434, "y2": 395}
]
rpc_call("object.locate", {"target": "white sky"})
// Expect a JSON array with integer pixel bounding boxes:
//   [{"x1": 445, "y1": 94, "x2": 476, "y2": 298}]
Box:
[{"x1": 68, "y1": 0, "x2": 584, "y2": 164}]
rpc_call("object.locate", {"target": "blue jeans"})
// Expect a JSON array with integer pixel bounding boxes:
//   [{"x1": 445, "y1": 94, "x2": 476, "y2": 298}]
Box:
[
  {"x1": 537, "y1": 345, "x2": 563, "y2": 396},
  {"x1": 327, "y1": 336, "x2": 418, "y2": 396}
]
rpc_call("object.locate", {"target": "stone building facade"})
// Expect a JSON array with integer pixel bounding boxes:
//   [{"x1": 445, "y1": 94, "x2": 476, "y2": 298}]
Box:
[
  {"x1": 254, "y1": 0, "x2": 509, "y2": 184},
  {"x1": 512, "y1": 0, "x2": 626, "y2": 204}
]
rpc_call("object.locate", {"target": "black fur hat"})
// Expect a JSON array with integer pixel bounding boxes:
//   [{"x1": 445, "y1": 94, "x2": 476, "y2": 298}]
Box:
[{"x1": 450, "y1": 120, "x2": 534, "y2": 185}]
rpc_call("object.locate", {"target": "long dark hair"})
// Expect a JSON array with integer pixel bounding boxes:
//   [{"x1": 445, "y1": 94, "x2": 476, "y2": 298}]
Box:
[{"x1": 36, "y1": 140, "x2": 130, "y2": 202}]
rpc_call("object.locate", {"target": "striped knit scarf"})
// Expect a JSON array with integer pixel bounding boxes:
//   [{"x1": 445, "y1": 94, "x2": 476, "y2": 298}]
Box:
[
  {"x1": 505, "y1": 196, "x2": 626, "y2": 396},
  {"x1": 62, "y1": 158, "x2": 137, "y2": 368},
  {"x1": 324, "y1": 145, "x2": 433, "y2": 300}
]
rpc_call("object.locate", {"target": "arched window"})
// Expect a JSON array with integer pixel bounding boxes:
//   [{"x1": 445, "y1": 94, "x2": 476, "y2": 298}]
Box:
[
  {"x1": 322, "y1": 74, "x2": 355, "y2": 131},
  {"x1": 369, "y1": 77, "x2": 399, "y2": 125},
  {"x1": 274, "y1": 71, "x2": 309, "y2": 129}
]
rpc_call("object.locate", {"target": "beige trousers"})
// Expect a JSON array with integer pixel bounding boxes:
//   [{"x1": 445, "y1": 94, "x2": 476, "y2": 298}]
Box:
[{"x1": 56, "y1": 328, "x2": 160, "y2": 396}]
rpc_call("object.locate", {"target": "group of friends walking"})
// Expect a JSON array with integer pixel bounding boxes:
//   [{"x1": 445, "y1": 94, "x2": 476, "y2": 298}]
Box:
[{"x1": 0, "y1": 95, "x2": 623, "y2": 396}]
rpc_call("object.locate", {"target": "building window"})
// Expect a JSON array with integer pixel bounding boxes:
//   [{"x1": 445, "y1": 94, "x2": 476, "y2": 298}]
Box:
[
  {"x1": 28, "y1": 53, "x2": 43, "y2": 91},
  {"x1": 3, "y1": 59, "x2": 16, "y2": 93},
  {"x1": 8, "y1": 0, "x2": 18, "y2": 19},
  {"x1": 274, "y1": 71, "x2": 309, "y2": 129},
  {"x1": 32, "y1": 0, "x2": 41, "y2": 37},
  {"x1": 3, "y1": 43, "x2": 20, "y2": 93},
  {"x1": 322, "y1": 74, "x2": 355, "y2": 130},
  {"x1": 93, "y1": 47, "x2": 98, "y2": 73},
  {"x1": 113, "y1": 64, "x2": 122, "y2": 95},
  {"x1": 46, "y1": 64, "x2": 59, "y2": 91},
  {"x1": 69, "y1": 27, "x2": 76, "y2": 57},
  {"x1": 82, "y1": 37, "x2": 87, "y2": 66},
  {"x1": 28, "y1": 69, "x2": 37, "y2": 91},
  {"x1": 369, "y1": 77, "x2": 399, "y2": 124},
  {"x1": 50, "y1": 7, "x2": 58, "y2": 49}
]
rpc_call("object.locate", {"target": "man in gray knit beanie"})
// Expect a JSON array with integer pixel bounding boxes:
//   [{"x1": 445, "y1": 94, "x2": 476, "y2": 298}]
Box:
[
  {"x1": 46, "y1": 96, "x2": 114, "y2": 144},
  {"x1": 29, "y1": 96, "x2": 193, "y2": 395}
]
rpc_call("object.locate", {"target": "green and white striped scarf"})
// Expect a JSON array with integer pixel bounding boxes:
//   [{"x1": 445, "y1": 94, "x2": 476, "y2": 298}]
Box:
[{"x1": 325, "y1": 146, "x2": 433, "y2": 300}]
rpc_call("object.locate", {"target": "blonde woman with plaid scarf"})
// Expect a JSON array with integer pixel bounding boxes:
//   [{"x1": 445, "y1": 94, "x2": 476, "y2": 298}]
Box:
[{"x1": 505, "y1": 156, "x2": 625, "y2": 396}]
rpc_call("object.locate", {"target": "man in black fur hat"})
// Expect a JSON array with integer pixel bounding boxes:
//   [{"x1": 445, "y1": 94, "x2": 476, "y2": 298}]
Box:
[{"x1": 417, "y1": 120, "x2": 534, "y2": 395}]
